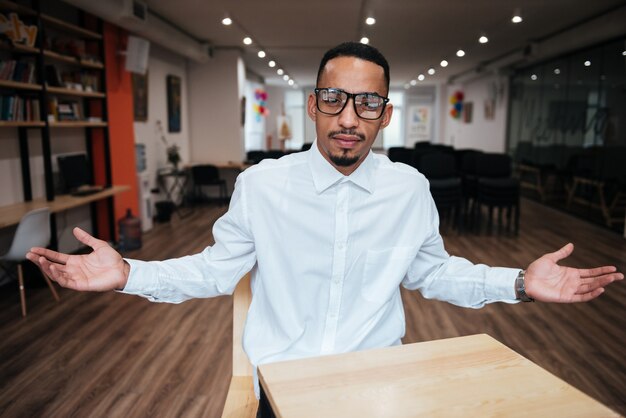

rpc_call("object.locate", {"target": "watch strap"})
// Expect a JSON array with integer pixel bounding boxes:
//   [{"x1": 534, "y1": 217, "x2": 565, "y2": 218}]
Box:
[{"x1": 515, "y1": 270, "x2": 534, "y2": 302}]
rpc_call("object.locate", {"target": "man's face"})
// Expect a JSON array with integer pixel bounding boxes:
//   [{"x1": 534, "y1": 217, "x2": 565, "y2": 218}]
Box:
[{"x1": 307, "y1": 56, "x2": 393, "y2": 175}]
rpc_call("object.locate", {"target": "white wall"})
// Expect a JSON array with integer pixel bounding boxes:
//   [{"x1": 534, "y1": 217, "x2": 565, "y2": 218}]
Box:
[
  {"x1": 442, "y1": 74, "x2": 509, "y2": 152},
  {"x1": 188, "y1": 49, "x2": 245, "y2": 164},
  {"x1": 133, "y1": 44, "x2": 190, "y2": 208}
]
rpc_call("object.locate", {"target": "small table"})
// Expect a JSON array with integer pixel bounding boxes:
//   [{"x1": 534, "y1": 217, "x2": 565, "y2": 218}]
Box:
[
  {"x1": 157, "y1": 168, "x2": 192, "y2": 217},
  {"x1": 258, "y1": 334, "x2": 618, "y2": 417}
]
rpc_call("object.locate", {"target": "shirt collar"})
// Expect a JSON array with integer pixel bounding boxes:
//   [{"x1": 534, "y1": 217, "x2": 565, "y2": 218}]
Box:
[{"x1": 307, "y1": 139, "x2": 375, "y2": 194}]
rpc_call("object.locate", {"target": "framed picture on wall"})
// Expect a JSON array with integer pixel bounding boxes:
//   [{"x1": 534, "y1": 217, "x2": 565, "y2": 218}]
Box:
[
  {"x1": 132, "y1": 72, "x2": 148, "y2": 121},
  {"x1": 167, "y1": 74, "x2": 181, "y2": 132}
]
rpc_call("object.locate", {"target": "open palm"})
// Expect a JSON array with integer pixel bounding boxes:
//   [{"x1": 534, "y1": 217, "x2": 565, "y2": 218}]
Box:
[
  {"x1": 525, "y1": 243, "x2": 622, "y2": 303},
  {"x1": 26, "y1": 227, "x2": 128, "y2": 292}
]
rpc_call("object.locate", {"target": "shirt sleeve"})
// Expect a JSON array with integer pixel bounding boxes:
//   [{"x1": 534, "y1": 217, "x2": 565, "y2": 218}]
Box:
[
  {"x1": 119, "y1": 173, "x2": 256, "y2": 303},
  {"x1": 402, "y1": 195, "x2": 519, "y2": 308}
]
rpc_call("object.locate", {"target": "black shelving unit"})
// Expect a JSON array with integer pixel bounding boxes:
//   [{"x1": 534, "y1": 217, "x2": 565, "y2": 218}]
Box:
[{"x1": 0, "y1": 0, "x2": 114, "y2": 248}]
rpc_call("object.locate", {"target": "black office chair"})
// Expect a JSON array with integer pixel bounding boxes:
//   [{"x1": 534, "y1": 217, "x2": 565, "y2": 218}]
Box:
[
  {"x1": 191, "y1": 164, "x2": 228, "y2": 205},
  {"x1": 387, "y1": 147, "x2": 413, "y2": 165},
  {"x1": 246, "y1": 150, "x2": 267, "y2": 164},
  {"x1": 473, "y1": 153, "x2": 520, "y2": 234},
  {"x1": 419, "y1": 153, "x2": 463, "y2": 230}
]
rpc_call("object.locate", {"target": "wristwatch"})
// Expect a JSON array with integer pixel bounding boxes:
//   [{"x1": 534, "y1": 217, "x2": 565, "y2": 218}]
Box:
[{"x1": 515, "y1": 270, "x2": 534, "y2": 302}]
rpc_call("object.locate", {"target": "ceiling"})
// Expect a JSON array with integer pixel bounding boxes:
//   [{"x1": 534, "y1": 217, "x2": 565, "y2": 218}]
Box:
[{"x1": 144, "y1": 0, "x2": 626, "y2": 88}]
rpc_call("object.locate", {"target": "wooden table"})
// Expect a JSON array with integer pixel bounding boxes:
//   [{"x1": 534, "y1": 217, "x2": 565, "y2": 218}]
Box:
[
  {"x1": 258, "y1": 334, "x2": 619, "y2": 417},
  {"x1": 0, "y1": 185, "x2": 130, "y2": 228}
]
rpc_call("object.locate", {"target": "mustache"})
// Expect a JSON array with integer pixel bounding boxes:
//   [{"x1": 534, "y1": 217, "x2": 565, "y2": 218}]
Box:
[{"x1": 328, "y1": 130, "x2": 366, "y2": 141}]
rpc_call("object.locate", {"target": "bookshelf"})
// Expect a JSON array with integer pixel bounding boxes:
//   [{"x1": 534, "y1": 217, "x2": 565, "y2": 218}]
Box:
[{"x1": 0, "y1": 0, "x2": 115, "y2": 248}]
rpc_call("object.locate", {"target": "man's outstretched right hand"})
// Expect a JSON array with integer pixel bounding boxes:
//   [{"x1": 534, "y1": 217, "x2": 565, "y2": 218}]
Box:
[{"x1": 26, "y1": 227, "x2": 129, "y2": 292}]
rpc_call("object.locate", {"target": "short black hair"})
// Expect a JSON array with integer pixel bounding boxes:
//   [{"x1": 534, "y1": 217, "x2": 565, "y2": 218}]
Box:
[{"x1": 316, "y1": 42, "x2": 390, "y2": 91}]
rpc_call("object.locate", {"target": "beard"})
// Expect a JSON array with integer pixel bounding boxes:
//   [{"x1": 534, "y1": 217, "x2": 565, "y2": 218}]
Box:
[
  {"x1": 329, "y1": 151, "x2": 360, "y2": 167},
  {"x1": 327, "y1": 129, "x2": 366, "y2": 167}
]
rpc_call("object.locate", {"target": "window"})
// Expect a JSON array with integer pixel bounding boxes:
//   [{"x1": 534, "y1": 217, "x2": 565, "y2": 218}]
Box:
[{"x1": 382, "y1": 90, "x2": 404, "y2": 149}]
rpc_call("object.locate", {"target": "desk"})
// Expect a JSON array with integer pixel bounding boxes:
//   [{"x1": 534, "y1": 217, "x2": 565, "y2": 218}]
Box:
[
  {"x1": 258, "y1": 334, "x2": 618, "y2": 417},
  {"x1": 0, "y1": 185, "x2": 130, "y2": 229}
]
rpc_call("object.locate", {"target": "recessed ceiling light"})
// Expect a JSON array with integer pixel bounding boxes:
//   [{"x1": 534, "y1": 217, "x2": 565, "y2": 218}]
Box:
[
  {"x1": 440, "y1": 59, "x2": 448, "y2": 67},
  {"x1": 257, "y1": 51, "x2": 266, "y2": 58},
  {"x1": 622, "y1": 50, "x2": 626, "y2": 56},
  {"x1": 530, "y1": 74, "x2": 537, "y2": 81},
  {"x1": 222, "y1": 17, "x2": 232, "y2": 26},
  {"x1": 554, "y1": 68, "x2": 561, "y2": 74},
  {"x1": 288, "y1": 79, "x2": 294, "y2": 86},
  {"x1": 360, "y1": 37, "x2": 369, "y2": 44},
  {"x1": 243, "y1": 37, "x2": 252, "y2": 45},
  {"x1": 277, "y1": 68, "x2": 284, "y2": 75},
  {"x1": 479, "y1": 35, "x2": 488, "y2": 44},
  {"x1": 456, "y1": 49, "x2": 465, "y2": 57},
  {"x1": 410, "y1": 79, "x2": 417, "y2": 86},
  {"x1": 584, "y1": 60, "x2": 591, "y2": 67},
  {"x1": 428, "y1": 68, "x2": 435, "y2": 75},
  {"x1": 512, "y1": 9, "x2": 523, "y2": 23},
  {"x1": 417, "y1": 74, "x2": 425, "y2": 81},
  {"x1": 268, "y1": 60, "x2": 276, "y2": 67},
  {"x1": 365, "y1": 16, "x2": 376, "y2": 25},
  {"x1": 283, "y1": 75, "x2": 289, "y2": 81}
]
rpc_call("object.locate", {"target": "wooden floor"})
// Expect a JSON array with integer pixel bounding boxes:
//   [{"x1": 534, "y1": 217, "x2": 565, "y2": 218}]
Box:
[{"x1": 0, "y1": 199, "x2": 624, "y2": 417}]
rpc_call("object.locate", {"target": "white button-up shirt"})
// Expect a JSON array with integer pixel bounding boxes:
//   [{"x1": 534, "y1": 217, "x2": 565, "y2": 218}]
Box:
[{"x1": 123, "y1": 141, "x2": 518, "y2": 395}]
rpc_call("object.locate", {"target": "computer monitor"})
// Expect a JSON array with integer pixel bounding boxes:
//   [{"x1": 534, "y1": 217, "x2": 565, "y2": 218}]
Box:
[{"x1": 57, "y1": 154, "x2": 92, "y2": 193}]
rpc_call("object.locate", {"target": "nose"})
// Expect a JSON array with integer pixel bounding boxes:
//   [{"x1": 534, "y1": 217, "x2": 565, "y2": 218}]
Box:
[{"x1": 337, "y1": 97, "x2": 359, "y2": 129}]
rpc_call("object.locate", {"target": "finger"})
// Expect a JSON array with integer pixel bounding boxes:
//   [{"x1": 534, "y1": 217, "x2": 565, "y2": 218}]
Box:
[
  {"x1": 578, "y1": 265, "x2": 617, "y2": 278},
  {"x1": 577, "y1": 273, "x2": 623, "y2": 294},
  {"x1": 27, "y1": 247, "x2": 69, "y2": 265},
  {"x1": 571, "y1": 287, "x2": 605, "y2": 302},
  {"x1": 38, "y1": 257, "x2": 66, "y2": 286},
  {"x1": 73, "y1": 227, "x2": 108, "y2": 251},
  {"x1": 49, "y1": 263, "x2": 83, "y2": 290},
  {"x1": 544, "y1": 243, "x2": 574, "y2": 263}
]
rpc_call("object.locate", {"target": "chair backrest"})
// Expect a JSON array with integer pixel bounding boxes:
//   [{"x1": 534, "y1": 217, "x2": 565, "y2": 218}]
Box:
[
  {"x1": 191, "y1": 165, "x2": 220, "y2": 185},
  {"x1": 419, "y1": 152, "x2": 457, "y2": 179},
  {"x1": 232, "y1": 272, "x2": 253, "y2": 377},
  {"x1": 387, "y1": 147, "x2": 412, "y2": 165},
  {"x1": 4, "y1": 208, "x2": 51, "y2": 261},
  {"x1": 475, "y1": 153, "x2": 512, "y2": 178},
  {"x1": 246, "y1": 151, "x2": 266, "y2": 164}
]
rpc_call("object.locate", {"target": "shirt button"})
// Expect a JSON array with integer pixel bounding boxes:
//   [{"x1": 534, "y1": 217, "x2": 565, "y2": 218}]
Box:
[{"x1": 337, "y1": 243, "x2": 344, "y2": 249}]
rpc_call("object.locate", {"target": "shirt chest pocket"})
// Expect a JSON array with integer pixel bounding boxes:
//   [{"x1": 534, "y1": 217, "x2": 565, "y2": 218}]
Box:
[{"x1": 361, "y1": 246, "x2": 416, "y2": 303}]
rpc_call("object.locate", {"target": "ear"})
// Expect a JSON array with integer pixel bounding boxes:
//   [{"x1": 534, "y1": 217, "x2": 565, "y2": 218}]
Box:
[
  {"x1": 307, "y1": 92, "x2": 317, "y2": 122},
  {"x1": 379, "y1": 103, "x2": 393, "y2": 130}
]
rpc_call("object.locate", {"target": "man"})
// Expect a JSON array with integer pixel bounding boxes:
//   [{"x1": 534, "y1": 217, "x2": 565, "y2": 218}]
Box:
[{"x1": 27, "y1": 42, "x2": 622, "y2": 416}]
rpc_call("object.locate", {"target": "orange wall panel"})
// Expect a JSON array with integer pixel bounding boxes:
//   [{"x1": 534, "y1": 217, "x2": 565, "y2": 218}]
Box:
[{"x1": 95, "y1": 23, "x2": 138, "y2": 241}]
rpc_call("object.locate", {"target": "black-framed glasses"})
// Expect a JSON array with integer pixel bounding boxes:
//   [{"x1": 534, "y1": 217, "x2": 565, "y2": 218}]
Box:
[{"x1": 314, "y1": 88, "x2": 389, "y2": 120}]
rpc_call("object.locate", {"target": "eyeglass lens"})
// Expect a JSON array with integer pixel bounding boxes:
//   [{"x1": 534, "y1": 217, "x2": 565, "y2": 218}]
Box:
[{"x1": 317, "y1": 88, "x2": 386, "y2": 120}]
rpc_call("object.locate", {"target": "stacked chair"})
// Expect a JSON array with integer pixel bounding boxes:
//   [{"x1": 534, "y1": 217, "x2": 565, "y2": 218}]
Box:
[
  {"x1": 418, "y1": 152, "x2": 463, "y2": 230},
  {"x1": 473, "y1": 153, "x2": 521, "y2": 234}
]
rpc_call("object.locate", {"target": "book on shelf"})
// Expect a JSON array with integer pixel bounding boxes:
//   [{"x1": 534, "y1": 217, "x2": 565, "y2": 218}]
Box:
[
  {"x1": 0, "y1": 60, "x2": 36, "y2": 84},
  {"x1": 0, "y1": 95, "x2": 40, "y2": 121},
  {"x1": 48, "y1": 97, "x2": 82, "y2": 121}
]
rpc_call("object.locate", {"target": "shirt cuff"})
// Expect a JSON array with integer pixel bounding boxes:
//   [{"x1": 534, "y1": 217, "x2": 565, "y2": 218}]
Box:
[
  {"x1": 118, "y1": 258, "x2": 158, "y2": 296},
  {"x1": 485, "y1": 267, "x2": 520, "y2": 302}
]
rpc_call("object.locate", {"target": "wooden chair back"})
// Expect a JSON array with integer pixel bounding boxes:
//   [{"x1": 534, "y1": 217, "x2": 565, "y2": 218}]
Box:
[{"x1": 221, "y1": 272, "x2": 258, "y2": 418}]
